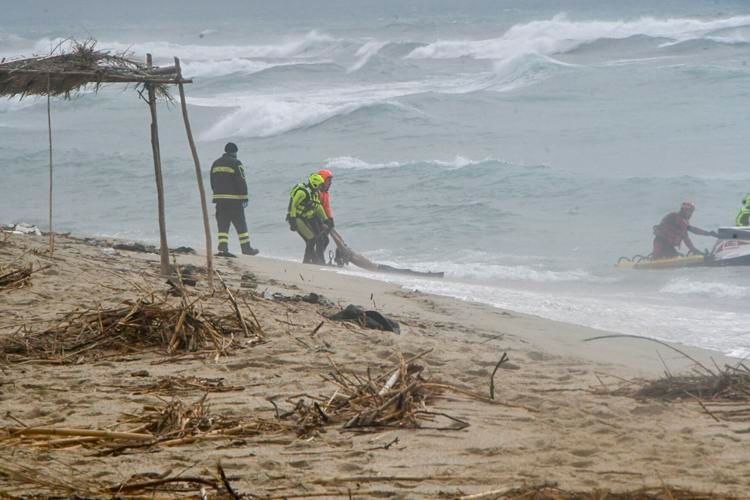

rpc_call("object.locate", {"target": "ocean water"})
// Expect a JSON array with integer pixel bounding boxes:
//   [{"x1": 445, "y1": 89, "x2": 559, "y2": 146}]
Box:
[{"x1": 2, "y1": 0, "x2": 750, "y2": 357}]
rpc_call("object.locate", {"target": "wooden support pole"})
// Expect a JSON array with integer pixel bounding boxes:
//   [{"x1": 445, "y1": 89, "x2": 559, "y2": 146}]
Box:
[
  {"x1": 46, "y1": 76, "x2": 54, "y2": 256},
  {"x1": 146, "y1": 53, "x2": 170, "y2": 276},
  {"x1": 174, "y1": 57, "x2": 214, "y2": 289}
]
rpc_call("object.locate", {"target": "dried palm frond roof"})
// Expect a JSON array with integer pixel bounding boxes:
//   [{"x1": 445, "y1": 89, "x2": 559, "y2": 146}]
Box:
[{"x1": 0, "y1": 39, "x2": 188, "y2": 100}]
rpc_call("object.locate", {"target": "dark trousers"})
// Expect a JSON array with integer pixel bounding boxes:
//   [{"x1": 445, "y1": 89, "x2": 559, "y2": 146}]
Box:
[
  {"x1": 296, "y1": 217, "x2": 327, "y2": 264},
  {"x1": 216, "y1": 201, "x2": 251, "y2": 252}
]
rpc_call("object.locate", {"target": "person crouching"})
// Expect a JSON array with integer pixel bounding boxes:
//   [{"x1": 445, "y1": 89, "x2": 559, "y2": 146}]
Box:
[{"x1": 287, "y1": 173, "x2": 332, "y2": 264}]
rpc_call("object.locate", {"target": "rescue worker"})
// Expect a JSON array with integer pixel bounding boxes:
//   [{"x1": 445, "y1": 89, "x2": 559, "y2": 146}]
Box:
[
  {"x1": 210, "y1": 142, "x2": 258, "y2": 257},
  {"x1": 652, "y1": 201, "x2": 718, "y2": 259},
  {"x1": 287, "y1": 173, "x2": 331, "y2": 264},
  {"x1": 735, "y1": 195, "x2": 750, "y2": 226},
  {"x1": 315, "y1": 169, "x2": 334, "y2": 263}
]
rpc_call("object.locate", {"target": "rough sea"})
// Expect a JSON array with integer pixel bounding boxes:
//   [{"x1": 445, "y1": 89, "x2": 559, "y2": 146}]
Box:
[{"x1": 2, "y1": 1, "x2": 749, "y2": 357}]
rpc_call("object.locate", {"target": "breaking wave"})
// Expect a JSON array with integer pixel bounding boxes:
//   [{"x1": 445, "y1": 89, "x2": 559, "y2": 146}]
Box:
[
  {"x1": 406, "y1": 14, "x2": 750, "y2": 60},
  {"x1": 324, "y1": 155, "x2": 493, "y2": 170},
  {"x1": 347, "y1": 40, "x2": 389, "y2": 73},
  {"x1": 180, "y1": 59, "x2": 333, "y2": 78},
  {"x1": 32, "y1": 31, "x2": 341, "y2": 62},
  {"x1": 661, "y1": 278, "x2": 750, "y2": 299}
]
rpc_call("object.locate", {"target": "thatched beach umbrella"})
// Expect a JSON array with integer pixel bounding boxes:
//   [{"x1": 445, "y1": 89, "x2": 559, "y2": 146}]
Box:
[{"x1": 0, "y1": 40, "x2": 213, "y2": 287}]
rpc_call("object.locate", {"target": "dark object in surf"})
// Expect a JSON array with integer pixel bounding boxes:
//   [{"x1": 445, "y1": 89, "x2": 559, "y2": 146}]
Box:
[
  {"x1": 328, "y1": 304, "x2": 400, "y2": 334},
  {"x1": 329, "y1": 228, "x2": 444, "y2": 278}
]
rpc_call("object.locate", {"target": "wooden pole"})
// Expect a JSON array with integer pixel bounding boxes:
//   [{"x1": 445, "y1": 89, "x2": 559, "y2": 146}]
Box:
[
  {"x1": 146, "y1": 53, "x2": 170, "y2": 276},
  {"x1": 46, "y1": 76, "x2": 54, "y2": 256},
  {"x1": 174, "y1": 57, "x2": 214, "y2": 289}
]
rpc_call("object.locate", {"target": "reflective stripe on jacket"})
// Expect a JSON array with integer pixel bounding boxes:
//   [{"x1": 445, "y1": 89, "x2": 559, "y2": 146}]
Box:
[{"x1": 210, "y1": 153, "x2": 248, "y2": 203}]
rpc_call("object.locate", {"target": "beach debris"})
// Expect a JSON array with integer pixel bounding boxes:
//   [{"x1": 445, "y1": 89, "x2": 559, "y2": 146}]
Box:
[
  {"x1": 622, "y1": 364, "x2": 750, "y2": 422},
  {"x1": 1, "y1": 395, "x2": 292, "y2": 454},
  {"x1": 3, "y1": 223, "x2": 42, "y2": 236},
  {"x1": 270, "y1": 291, "x2": 334, "y2": 306},
  {"x1": 0, "y1": 264, "x2": 33, "y2": 290},
  {"x1": 277, "y1": 351, "x2": 472, "y2": 436},
  {"x1": 0, "y1": 292, "x2": 263, "y2": 363},
  {"x1": 330, "y1": 228, "x2": 444, "y2": 278},
  {"x1": 328, "y1": 304, "x2": 400, "y2": 334},
  {"x1": 587, "y1": 334, "x2": 750, "y2": 422},
  {"x1": 241, "y1": 271, "x2": 258, "y2": 289},
  {"x1": 489, "y1": 352, "x2": 510, "y2": 400},
  {"x1": 0, "y1": 460, "x2": 236, "y2": 498},
  {"x1": 113, "y1": 241, "x2": 158, "y2": 253},
  {"x1": 113, "y1": 375, "x2": 246, "y2": 396}
]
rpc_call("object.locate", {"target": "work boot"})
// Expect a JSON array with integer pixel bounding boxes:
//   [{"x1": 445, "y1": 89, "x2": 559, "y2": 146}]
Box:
[
  {"x1": 241, "y1": 243, "x2": 259, "y2": 256},
  {"x1": 303, "y1": 241, "x2": 316, "y2": 264}
]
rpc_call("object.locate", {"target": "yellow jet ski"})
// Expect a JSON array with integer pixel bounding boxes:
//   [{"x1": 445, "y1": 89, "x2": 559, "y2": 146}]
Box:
[
  {"x1": 616, "y1": 227, "x2": 750, "y2": 269},
  {"x1": 616, "y1": 254, "x2": 705, "y2": 270}
]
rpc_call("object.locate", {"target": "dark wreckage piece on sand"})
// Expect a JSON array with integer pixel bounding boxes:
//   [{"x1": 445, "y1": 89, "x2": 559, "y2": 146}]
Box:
[
  {"x1": 329, "y1": 229, "x2": 444, "y2": 278},
  {"x1": 328, "y1": 304, "x2": 400, "y2": 334}
]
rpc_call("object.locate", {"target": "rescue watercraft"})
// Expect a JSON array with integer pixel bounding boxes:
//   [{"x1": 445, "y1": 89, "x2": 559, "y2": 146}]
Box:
[{"x1": 616, "y1": 227, "x2": 750, "y2": 269}]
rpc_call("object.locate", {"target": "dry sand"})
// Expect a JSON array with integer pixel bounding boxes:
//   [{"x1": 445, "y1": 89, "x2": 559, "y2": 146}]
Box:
[{"x1": 1, "y1": 232, "x2": 749, "y2": 498}]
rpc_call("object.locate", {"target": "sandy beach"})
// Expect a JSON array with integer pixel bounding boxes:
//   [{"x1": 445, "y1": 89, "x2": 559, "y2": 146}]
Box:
[{"x1": 1, "y1": 231, "x2": 749, "y2": 498}]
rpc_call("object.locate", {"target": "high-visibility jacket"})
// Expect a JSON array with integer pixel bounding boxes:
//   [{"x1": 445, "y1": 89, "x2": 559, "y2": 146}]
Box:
[
  {"x1": 210, "y1": 153, "x2": 248, "y2": 203},
  {"x1": 288, "y1": 183, "x2": 327, "y2": 221},
  {"x1": 737, "y1": 208, "x2": 750, "y2": 226}
]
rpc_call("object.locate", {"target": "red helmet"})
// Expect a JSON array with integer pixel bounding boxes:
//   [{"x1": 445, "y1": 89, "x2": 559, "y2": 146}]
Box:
[
  {"x1": 318, "y1": 169, "x2": 333, "y2": 181},
  {"x1": 681, "y1": 201, "x2": 695, "y2": 212}
]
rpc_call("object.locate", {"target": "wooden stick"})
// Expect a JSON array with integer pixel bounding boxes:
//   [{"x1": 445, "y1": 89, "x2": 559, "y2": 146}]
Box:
[
  {"x1": 46, "y1": 75, "x2": 54, "y2": 257},
  {"x1": 3, "y1": 427, "x2": 153, "y2": 441},
  {"x1": 216, "y1": 270, "x2": 249, "y2": 337},
  {"x1": 146, "y1": 53, "x2": 170, "y2": 277},
  {"x1": 174, "y1": 56, "x2": 213, "y2": 290},
  {"x1": 489, "y1": 352, "x2": 509, "y2": 400}
]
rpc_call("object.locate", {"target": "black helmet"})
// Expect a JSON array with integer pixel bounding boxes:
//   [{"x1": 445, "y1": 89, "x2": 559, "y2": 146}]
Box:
[{"x1": 224, "y1": 142, "x2": 238, "y2": 153}]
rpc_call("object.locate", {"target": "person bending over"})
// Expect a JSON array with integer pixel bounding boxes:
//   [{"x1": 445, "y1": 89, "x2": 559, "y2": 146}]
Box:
[
  {"x1": 287, "y1": 173, "x2": 331, "y2": 264},
  {"x1": 652, "y1": 201, "x2": 717, "y2": 259}
]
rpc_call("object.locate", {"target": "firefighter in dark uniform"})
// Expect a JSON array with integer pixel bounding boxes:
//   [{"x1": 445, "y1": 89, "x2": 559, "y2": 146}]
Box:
[{"x1": 210, "y1": 142, "x2": 259, "y2": 257}]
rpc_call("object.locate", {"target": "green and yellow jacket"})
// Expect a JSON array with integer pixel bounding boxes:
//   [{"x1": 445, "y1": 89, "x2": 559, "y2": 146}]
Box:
[{"x1": 287, "y1": 183, "x2": 327, "y2": 221}]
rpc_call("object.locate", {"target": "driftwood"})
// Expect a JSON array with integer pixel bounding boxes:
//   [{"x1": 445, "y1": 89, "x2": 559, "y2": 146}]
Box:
[
  {"x1": 0, "y1": 292, "x2": 261, "y2": 363},
  {"x1": 330, "y1": 228, "x2": 444, "y2": 278},
  {"x1": 0, "y1": 265, "x2": 33, "y2": 290},
  {"x1": 588, "y1": 335, "x2": 750, "y2": 422},
  {"x1": 277, "y1": 351, "x2": 532, "y2": 437},
  {"x1": 0, "y1": 461, "x2": 229, "y2": 498}
]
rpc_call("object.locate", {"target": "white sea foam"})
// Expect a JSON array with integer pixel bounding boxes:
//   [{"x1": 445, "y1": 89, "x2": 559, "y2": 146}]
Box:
[
  {"x1": 193, "y1": 75, "x2": 500, "y2": 139},
  {"x1": 406, "y1": 14, "x2": 750, "y2": 60},
  {"x1": 180, "y1": 59, "x2": 330, "y2": 78},
  {"x1": 347, "y1": 40, "x2": 389, "y2": 73},
  {"x1": 661, "y1": 277, "x2": 750, "y2": 299},
  {"x1": 340, "y1": 269, "x2": 750, "y2": 358},
  {"x1": 33, "y1": 31, "x2": 339, "y2": 63},
  {"x1": 325, "y1": 155, "x2": 493, "y2": 170}
]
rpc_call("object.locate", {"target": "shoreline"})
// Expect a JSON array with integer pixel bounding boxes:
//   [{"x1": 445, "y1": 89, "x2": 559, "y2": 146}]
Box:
[
  {"x1": 8, "y1": 224, "x2": 738, "y2": 375},
  {"x1": 1, "y1": 231, "x2": 748, "y2": 496}
]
